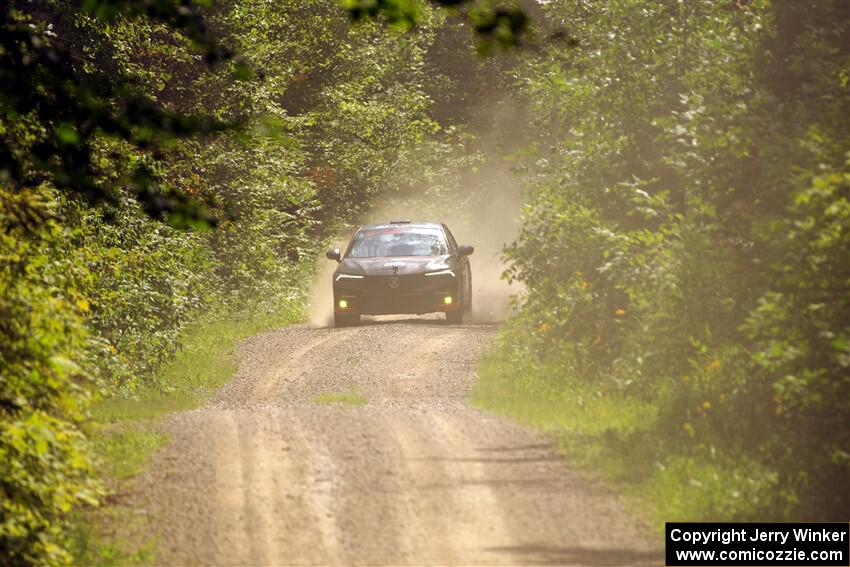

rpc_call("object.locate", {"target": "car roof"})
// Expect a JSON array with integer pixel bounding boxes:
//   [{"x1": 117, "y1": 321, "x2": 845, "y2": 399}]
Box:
[{"x1": 359, "y1": 222, "x2": 444, "y2": 231}]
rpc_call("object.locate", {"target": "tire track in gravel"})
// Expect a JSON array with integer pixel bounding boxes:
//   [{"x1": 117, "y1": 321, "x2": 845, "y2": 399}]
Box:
[
  {"x1": 129, "y1": 319, "x2": 662, "y2": 566},
  {"x1": 211, "y1": 412, "x2": 248, "y2": 564}
]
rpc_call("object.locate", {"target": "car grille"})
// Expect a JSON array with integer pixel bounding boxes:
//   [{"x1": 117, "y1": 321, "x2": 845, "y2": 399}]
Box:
[{"x1": 366, "y1": 274, "x2": 428, "y2": 293}]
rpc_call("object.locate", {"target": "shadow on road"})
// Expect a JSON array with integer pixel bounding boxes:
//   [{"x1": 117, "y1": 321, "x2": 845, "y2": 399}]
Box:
[
  {"x1": 475, "y1": 442, "x2": 555, "y2": 452},
  {"x1": 406, "y1": 455, "x2": 566, "y2": 464},
  {"x1": 484, "y1": 544, "x2": 663, "y2": 566},
  {"x1": 355, "y1": 314, "x2": 498, "y2": 328}
]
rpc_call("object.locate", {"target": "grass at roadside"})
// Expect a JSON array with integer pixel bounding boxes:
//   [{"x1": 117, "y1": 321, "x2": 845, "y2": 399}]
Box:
[
  {"x1": 70, "y1": 301, "x2": 305, "y2": 565},
  {"x1": 472, "y1": 324, "x2": 777, "y2": 530},
  {"x1": 66, "y1": 423, "x2": 166, "y2": 566},
  {"x1": 474, "y1": 352, "x2": 656, "y2": 436},
  {"x1": 311, "y1": 389, "x2": 368, "y2": 406},
  {"x1": 95, "y1": 305, "x2": 304, "y2": 423}
]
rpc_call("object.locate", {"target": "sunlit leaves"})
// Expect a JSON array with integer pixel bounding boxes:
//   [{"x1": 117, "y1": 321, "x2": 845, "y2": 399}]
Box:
[
  {"x1": 0, "y1": 3, "x2": 227, "y2": 226},
  {"x1": 508, "y1": 0, "x2": 850, "y2": 519},
  {"x1": 341, "y1": 0, "x2": 422, "y2": 31},
  {"x1": 0, "y1": 186, "x2": 101, "y2": 565},
  {"x1": 340, "y1": 0, "x2": 529, "y2": 50},
  {"x1": 79, "y1": 0, "x2": 229, "y2": 62}
]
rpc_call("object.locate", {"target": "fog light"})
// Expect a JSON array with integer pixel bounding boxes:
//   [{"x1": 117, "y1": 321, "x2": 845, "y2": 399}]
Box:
[
  {"x1": 339, "y1": 299, "x2": 348, "y2": 309},
  {"x1": 443, "y1": 296, "x2": 453, "y2": 305}
]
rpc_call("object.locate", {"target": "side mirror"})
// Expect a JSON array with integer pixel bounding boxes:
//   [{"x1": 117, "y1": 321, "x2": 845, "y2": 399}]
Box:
[
  {"x1": 326, "y1": 248, "x2": 341, "y2": 261},
  {"x1": 458, "y1": 244, "x2": 474, "y2": 256}
]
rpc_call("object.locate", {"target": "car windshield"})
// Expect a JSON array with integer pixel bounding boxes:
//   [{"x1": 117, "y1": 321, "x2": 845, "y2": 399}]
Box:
[{"x1": 347, "y1": 228, "x2": 448, "y2": 258}]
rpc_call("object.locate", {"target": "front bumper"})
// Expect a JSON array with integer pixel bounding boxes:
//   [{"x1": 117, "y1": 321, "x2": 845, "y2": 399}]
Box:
[{"x1": 333, "y1": 273, "x2": 459, "y2": 315}]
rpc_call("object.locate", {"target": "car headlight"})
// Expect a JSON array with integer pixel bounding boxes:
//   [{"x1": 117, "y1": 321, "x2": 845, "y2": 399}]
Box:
[
  {"x1": 335, "y1": 273, "x2": 365, "y2": 281},
  {"x1": 425, "y1": 269, "x2": 456, "y2": 277}
]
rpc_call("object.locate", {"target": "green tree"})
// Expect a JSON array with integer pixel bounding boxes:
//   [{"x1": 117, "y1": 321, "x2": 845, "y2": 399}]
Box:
[{"x1": 506, "y1": 0, "x2": 850, "y2": 519}]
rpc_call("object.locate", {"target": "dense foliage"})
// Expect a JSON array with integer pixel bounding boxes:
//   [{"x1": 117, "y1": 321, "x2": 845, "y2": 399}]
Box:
[
  {"x1": 4, "y1": 0, "x2": 849, "y2": 562},
  {"x1": 342, "y1": 0, "x2": 529, "y2": 53},
  {"x1": 505, "y1": 0, "x2": 850, "y2": 520},
  {"x1": 0, "y1": 0, "x2": 496, "y2": 563}
]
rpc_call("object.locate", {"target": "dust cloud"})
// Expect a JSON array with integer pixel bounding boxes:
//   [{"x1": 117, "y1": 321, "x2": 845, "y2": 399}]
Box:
[
  {"x1": 307, "y1": 170, "x2": 524, "y2": 327},
  {"x1": 308, "y1": 88, "x2": 528, "y2": 327},
  {"x1": 307, "y1": 256, "x2": 338, "y2": 328},
  {"x1": 424, "y1": 176, "x2": 523, "y2": 324}
]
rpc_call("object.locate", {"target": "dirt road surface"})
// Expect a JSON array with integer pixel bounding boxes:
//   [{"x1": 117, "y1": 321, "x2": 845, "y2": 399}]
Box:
[{"x1": 131, "y1": 317, "x2": 661, "y2": 566}]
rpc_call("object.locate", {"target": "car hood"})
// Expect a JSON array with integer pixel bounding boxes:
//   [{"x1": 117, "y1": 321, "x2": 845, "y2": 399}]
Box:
[{"x1": 338, "y1": 255, "x2": 451, "y2": 276}]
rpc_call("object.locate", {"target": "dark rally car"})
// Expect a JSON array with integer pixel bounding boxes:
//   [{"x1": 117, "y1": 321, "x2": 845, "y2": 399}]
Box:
[{"x1": 326, "y1": 221, "x2": 473, "y2": 327}]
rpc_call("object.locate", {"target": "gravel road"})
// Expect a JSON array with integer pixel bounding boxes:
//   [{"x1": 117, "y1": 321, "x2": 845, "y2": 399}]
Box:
[{"x1": 131, "y1": 317, "x2": 661, "y2": 566}]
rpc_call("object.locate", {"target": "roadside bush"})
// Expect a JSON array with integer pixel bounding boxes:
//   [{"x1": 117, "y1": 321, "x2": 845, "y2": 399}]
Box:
[
  {"x1": 504, "y1": 0, "x2": 850, "y2": 520},
  {"x1": 1, "y1": 1, "x2": 482, "y2": 562},
  {"x1": 0, "y1": 188, "x2": 100, "y2": 565},
  {"x1": 69, "y1": 194, "x2": 214, "y2": 392}
]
